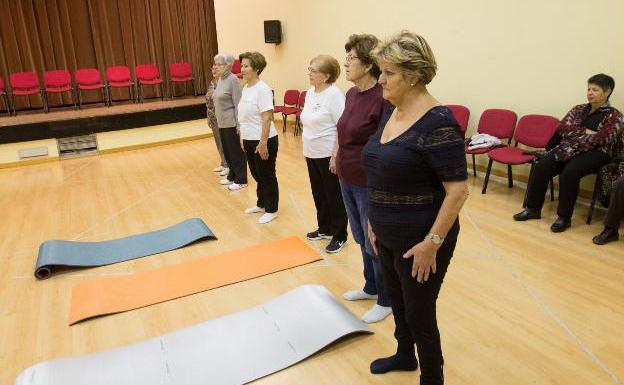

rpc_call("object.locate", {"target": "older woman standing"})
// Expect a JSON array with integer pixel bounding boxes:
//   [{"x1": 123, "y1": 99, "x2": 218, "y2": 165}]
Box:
[
  {"x1": 238, "y1": 52, "x2": 279, "y2": 224},
  {"x1": 336, "y1": 34, "x2": 392, "y2": 324},
  {"x1": 205, "y1": 65, "x2": 228, "y2": 174},
  {"x1": 212, "y1": 53, "x2": 247, "y2": 190},
  {"x1": 300, "y1": 55, "x2": 348, "y2": 253},
  {"x1": 363, "y1": 31, "x2": 468, "y2": 383},
  {"x1": 514, "y1": 74, "x2": 622, "y2": 232}
]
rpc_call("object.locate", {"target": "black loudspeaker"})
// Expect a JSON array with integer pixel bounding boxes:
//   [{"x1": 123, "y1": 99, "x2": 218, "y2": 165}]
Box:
[{"x1": 264, "y1": 20, "x2": 282, "y2": 44}]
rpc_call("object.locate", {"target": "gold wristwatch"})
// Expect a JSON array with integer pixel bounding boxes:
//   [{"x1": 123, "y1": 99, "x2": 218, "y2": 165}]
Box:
[{"x1": 428, "y1": 233, "x2": 444, "y2": 245}]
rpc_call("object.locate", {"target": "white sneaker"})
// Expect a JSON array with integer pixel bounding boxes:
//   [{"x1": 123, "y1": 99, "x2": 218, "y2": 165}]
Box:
[
  {"x1": 244, "y1": 206, "x2": 265, "y2": 214},
  {"x1": 258, "y1": 212, "x2": 278, "y2": 224},
  {"x1": 219, "y1": 178, "x2": 233, "y2": 185},
  {"x1": 227, "y1": 183, "x2": 247, "y2": 191},
  {"x1": 343, "y1": 290, "x2": 378, "y2": 301},
  {"x1": 219, "y1": 168, "x2": 230, "y2": 176},
  {"x1": 362, "y1": 304, "x2": 392, "y2": 323},
  {"x1": 213, "y1": 165, "x2": 224, "y2": 172}
]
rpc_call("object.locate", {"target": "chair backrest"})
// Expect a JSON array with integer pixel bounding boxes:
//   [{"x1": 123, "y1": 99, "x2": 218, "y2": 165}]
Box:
[
  {"x1": 106, "y1": 66, "x2": 132, "y2": 82},
  {"x1": 447, "y1": 104, "x2": 470, "y2": 133},
  {"x1": 75, "y1": 69, "x2": 103, "y2": 85},
  {"x1": 298, "y1": 90, "x2": 307, "y2": 108},
  {"x1": 283, "y1": 89, "x2": 300, "y2": 106},
  {"x1": 169, "y1": 62, "x2": 192, "y2": 78},
  {"x1": 10, "y1": 71, "x2": 40, "y2": 89},
  {"x1": 477, "y1": 108, "x2": 517, "y2": 140},
  {"x1": 44, "y1": 70, "x2": 71, "y2": 87},
  {"x1": 135, "y1": 64, "x2": 160, "y2": 80},
  {"x1": 231, "y1": 59, "x2": 241, "y2": 75},
  {"x1": 515, "y1": 114, "x2": 560, "y2": 148}
]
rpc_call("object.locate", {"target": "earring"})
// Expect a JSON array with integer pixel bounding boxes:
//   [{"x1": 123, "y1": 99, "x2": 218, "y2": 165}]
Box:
[{"x1": 410, "y1": 83, "x2": 415, "y2": 87}]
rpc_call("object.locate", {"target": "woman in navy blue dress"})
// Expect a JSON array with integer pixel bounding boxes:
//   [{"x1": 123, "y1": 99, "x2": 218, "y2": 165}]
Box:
[{"x1": 363, "y1": 31, "x2": 468, "y2": 384}]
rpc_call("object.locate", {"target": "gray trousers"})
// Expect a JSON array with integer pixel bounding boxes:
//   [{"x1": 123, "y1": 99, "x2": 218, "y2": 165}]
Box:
[{"x1": 208, "y1": 110, "x2": 227, "y2": 168}]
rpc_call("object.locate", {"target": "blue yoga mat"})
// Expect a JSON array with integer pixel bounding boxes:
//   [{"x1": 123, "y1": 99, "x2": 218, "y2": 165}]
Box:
[{"x1": 34, "y1": 218, "x2": 216, "y2": 280}]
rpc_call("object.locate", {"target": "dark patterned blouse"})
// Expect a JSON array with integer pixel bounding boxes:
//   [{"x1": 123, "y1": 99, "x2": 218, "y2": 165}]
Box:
[{"x1": 362, "y1": 106, "x2": 467, "y2": 247}]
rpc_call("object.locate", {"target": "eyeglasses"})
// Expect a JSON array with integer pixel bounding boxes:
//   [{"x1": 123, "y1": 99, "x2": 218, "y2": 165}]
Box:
[{"x1": 345, "y1": 54, "x2": 360, "y2": 62}]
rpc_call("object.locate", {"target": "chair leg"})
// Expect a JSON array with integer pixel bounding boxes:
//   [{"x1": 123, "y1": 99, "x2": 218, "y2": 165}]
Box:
[
  {"x1": 282, "y1": 114, "x2": 287, "y2": 132},
  {"x1": 507, "y1": 164, "x2": 513, "y2": 187},
  {"x1": 482, "y1": 159, "x2": 494, "y2": 194},
  {"x1": 42, "y1": 91, "x2": 49, "y2": 113},
  {"x1": 71, "y1": 88, "x2": 77, "y2": 110},
  {"x1": 11, "y1": 94, "x2": 16, "y2": 115},
  {"x1": 160, "y1": 83, "x2": 164, "y2": 101},
  {"x1": 1, "y1": 94, "x2": 9, "y2": 116},
  {"x1": 169, "y1": 81, "x2": 174, "y2": 99},
  {"x1": 78, "y1": 89, "x2": 82, "y2": 109},
  {"x1": 587, "y1": 176, "x2": 600, "y2": 224},
  {"x1": 192, "y1": 81, "x2": 197, "y2": 97},
  {"x1": 472, "y1": 154, "x2": 477, "y2": 176}
]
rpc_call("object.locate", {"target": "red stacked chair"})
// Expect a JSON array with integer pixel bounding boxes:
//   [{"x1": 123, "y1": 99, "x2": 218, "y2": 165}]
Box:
[
  {"x1": 481, "y1": 114, "x2": 559, "y2": 195},
  {"x1": 168, "y1": 62, "x2": 196, "y2": 98},
  {"x1": 75, "y1": 68, "x2": 108, "y2": 108},
  {"x1": 0, "y1": 76, "x2": 9, "y2": 115},
  {"x1": 106, "y1": 66, "x2": 136, "y2": 105},
  {"x1": 43, "y1": 70, "x2": 75, "y2": 112},
  {"x1": 135, "y1": 64, "x2": 164, "y2": 102},
  {"x1": 275, "y1": 89, "x2": 300, "y2": 132},
  {"x1": 465, "y1": 108, "x2": 517, "y2": 176},
  {"x1": 9, "y1": 71, "x2": 44, "y2": 115},
  {"x1": 231, "y1": 59, "x2": 242, "y2": 79},
  {"x1": 293, "y1": 90, "x2": 307, "y2": 136}
]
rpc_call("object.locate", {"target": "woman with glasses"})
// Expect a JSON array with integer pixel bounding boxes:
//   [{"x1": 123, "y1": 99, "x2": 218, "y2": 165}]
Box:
[
  {"x1": 300, "y1": 55, "x2": 348, "y2": 253},
  {"x1": 336, "y1": 34, "x2": 392, "y2": 324},
  {"x1": 212, "y1": 53, "x2": 247, "y2": 190}
]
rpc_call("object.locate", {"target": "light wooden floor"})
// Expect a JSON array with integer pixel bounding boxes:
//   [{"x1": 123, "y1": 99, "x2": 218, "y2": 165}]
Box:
[{"x1": 1, "y1": 125, "x2": 622, "y2": 385}]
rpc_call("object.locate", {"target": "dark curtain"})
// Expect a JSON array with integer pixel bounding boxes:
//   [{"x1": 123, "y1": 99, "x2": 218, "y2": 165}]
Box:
[{"x1": 0, "y1": 0, "x2": 218, "y2": 109}]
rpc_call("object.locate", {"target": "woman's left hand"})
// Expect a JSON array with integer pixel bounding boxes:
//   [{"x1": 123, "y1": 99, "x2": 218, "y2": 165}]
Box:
[
  {"x1": 403, "y1": 240, "x2": 438, "y2": 283},
  {"x1": 256, "y1": 142, "x2": 269, "y2": 160}
]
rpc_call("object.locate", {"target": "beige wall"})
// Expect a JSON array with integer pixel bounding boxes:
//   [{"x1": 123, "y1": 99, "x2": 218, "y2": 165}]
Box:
[{"x1": 214, "y1": 0, "x2": 624, "y2": 178}]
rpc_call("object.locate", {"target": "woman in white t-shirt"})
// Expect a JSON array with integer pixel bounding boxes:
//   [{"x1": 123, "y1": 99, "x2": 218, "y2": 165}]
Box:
[
  {"x1": 300, "y1": 55, "x2": 348, "y2": 253},
  {"x1": 237, "y1": 51, "x2": 280, "y2": 224}
]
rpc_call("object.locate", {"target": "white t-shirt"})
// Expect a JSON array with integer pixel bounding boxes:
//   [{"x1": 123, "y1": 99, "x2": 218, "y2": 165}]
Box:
[
  {"x1": 300, "y1": 85, "x2": 345, "y2": 158},
  {"x1": 237, "y1": 80, "x2": 278, "y2": 140}
]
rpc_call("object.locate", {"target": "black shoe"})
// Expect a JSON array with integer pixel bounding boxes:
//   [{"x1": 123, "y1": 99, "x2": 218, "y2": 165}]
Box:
[
  {"x1": 513, "y1": 208, "x2": 541, "y2": 221},
  {"x1": 306, "y1": 229, "x2": 332, "y2": 241},
  {"x1": 550, "y1": 217, "x2": 571, "y2": 233},
  {"x1": 592, "y1": 227, "x2": 619, "y2": 245},
  {"x1": 325, "y1": 237, "x2": 347, "y2": 253}
]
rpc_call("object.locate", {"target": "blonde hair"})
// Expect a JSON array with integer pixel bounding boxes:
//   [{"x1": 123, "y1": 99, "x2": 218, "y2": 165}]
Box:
[
  {"x1": 373, "y1": 31, "x2": 437, "y2": 85},
  {"x1": 311, "y1": 55, "x2": 341, "y2": 84}
]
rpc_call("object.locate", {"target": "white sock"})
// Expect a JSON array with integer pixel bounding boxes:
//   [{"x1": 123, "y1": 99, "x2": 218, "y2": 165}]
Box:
[
  {"x1": 244, "y1": 206, "x2": 265, "y2": 214},
  {"x1": 362, "y1": 304, "x2": 392, "y2": 324},
  {"x1": 343, "y1": 290, "x2": 378, "y2": 301},
  {"x1": 258, "y1": 212, "x2": 278, "y2": 224}
]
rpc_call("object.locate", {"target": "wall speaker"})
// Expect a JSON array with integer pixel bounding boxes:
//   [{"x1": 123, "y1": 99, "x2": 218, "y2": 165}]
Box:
[{"x1": 264, "y1": 20, "x2": 282, "y2": 44}]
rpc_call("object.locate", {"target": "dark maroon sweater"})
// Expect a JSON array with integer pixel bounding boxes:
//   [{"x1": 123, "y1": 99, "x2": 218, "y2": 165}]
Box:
[{"x1": 336, "y1": 83, "x2": 389, "y2": 186}]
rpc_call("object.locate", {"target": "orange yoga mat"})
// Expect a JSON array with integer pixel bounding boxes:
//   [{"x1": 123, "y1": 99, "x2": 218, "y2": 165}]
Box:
[{"x1": 69, "y1": 236, "x2": 322, "y2": 325}]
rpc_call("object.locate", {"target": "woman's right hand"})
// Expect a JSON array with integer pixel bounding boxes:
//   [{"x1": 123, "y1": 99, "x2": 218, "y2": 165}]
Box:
[
  {"x1": 329, "y1": 156, "x2": 337, "y2": 174},
  {"x1": 367, "y1": 219, "x2": 378, "y2": 256}
]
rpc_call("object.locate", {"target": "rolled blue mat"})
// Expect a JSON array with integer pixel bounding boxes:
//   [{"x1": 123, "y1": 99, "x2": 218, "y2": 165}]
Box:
[{"x1": 34, "y1": 218, "x2": 216, "y2": 280}]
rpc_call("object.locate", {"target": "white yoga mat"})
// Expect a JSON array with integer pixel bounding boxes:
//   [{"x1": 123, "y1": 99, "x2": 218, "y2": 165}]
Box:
[{"x1": 14, "y1": 285, "x2": 372, "y2": 385}]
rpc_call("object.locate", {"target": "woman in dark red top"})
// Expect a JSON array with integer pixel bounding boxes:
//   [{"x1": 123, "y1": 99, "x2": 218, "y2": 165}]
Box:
[
  {"x1": 335, "y1": 34, "x2": 392, "y2": 324},
  {"x1": 514, "y1": 74, "x2": 622, "y2": 232}
]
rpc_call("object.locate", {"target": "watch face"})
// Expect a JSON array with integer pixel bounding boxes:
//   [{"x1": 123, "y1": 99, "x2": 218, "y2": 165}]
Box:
[{"x1": 430, "y1": 234, "x2": 443, "y2": 244}]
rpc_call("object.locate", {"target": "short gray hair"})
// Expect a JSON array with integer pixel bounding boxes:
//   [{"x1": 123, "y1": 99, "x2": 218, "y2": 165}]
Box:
[{"x1": 214, "y1": 53, "x2": 235, "y2": 67}]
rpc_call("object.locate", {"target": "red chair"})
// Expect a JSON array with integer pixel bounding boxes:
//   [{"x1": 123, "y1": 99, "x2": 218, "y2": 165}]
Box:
[
  {"x1": 9, "y1": 71, "x2": 44, "y2": 115},
  {"x1": 0, "y1": 76, "x2": 9, "y2": 115},
  {"x1": 482, "y1": 114, "x2": 559, "y2": 196},
  {"x1": 43, "y1": 70, "x2": 75, "y2": 112},
  {"x1": 447, "y1": 104, "x2": 470, "y2": 134},
  {"x1": 232, "y1": 59, "x2": 242, "y2": 79},
  {"x1": 465, "y1": 108, "x2": 517, "y2": 176},
  {"x1": 293, "y1": 90, "x2": 307, "y2": 136},
  {"x1": 135, "y1": 64, "x2": 164, "y2": 102},
  {"x1": 275, "y1": 89, "x2": 300, "y2": 131},
  {"x1": 106, "y1": 66, "x2": 136, "y2": 105},
  {"x1": 75, "y1": 69, "x2": 108, "y2": 108},
  {"x1": 168, "y1": 62, "x2": 196, "y2": 98}
]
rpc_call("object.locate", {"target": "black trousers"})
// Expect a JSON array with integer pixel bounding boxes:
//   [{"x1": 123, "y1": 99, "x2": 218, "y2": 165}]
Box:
[
  {"x1": 605, "y1": 176, "x2": 624, "y2": 229},
  {"x1": 377, "y1": 222, "x2": 458, "y2": 385},
  {"x1": 526, "y1": 150, "x2": 611, "y2": 218},
  {"x1": 219, "y1": 127, "x2": 247, "y2": 184},
  {"x1": 305, "y1": 157, "x2": 348, "y2": 240},
  {"x1": 243, "y1": 136, "x2": 279, "y2": 213}
]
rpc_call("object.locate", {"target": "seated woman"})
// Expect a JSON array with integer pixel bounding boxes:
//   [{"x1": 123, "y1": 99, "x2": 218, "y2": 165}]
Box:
[{"x1": 514, "y1": 74, "x2": 623, "y2": 232}]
